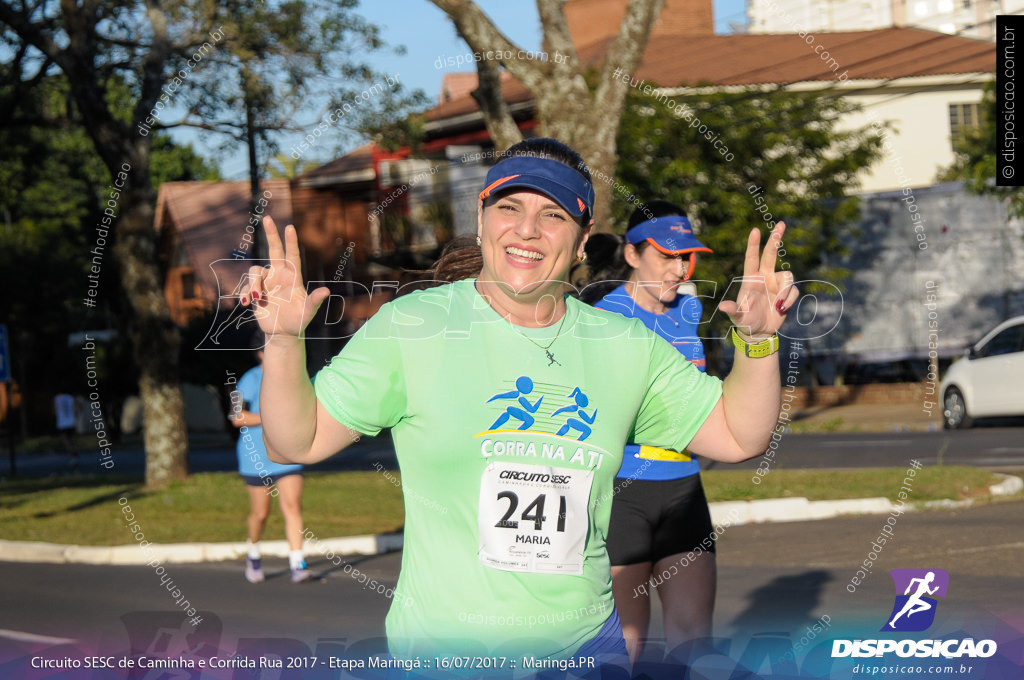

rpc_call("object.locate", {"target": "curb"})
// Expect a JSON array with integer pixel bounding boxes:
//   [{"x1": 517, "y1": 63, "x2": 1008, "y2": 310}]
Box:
[
  {"x1": 0, "y1": 533, "x2": 406, "y2": 566},
  {"x1": 989, "y1": 472, "x2": 1024, "y2": 496},
  {"x1": 2, "y1": 476, "x2": 1019, "y2": 565}
]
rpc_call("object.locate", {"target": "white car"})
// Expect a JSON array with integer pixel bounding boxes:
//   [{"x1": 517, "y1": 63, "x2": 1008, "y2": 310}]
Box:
[{"x1": 940, "y1": 316, "x2": 1024, "y2": 429}]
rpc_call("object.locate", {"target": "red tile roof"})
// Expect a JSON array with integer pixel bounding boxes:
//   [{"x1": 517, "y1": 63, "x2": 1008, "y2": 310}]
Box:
[
  {"x1": 297, "y1": 143, "x2": 377, "y2": 181},
  {"x1": 424, "y1": 28, "x2": 994, "y2": 121},
  {"x1": 587, "y1": 27, "x2": 995, "y2": 86}
]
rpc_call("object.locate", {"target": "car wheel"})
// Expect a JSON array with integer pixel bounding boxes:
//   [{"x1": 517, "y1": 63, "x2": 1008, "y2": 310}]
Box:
[{"x1": 943, "y1": 387, "x2": 975, "y2": 430}]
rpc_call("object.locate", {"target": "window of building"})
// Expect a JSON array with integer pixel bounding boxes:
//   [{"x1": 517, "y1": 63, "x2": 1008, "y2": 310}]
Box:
[
  {"x1": 949, "y1": 103, "x2": 979, "y2": 134},
  {"x1": 949, "y1": 102, "x2": 981, "y2": 152},
  {"x1": 181, "y1": 271, "x2": 196, "y2": 300}
]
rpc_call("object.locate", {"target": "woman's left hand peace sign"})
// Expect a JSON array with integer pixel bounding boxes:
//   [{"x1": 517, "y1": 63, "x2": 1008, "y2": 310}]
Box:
[{"x1": 717, "y1": 222, "x2": 799, "y2": 340}]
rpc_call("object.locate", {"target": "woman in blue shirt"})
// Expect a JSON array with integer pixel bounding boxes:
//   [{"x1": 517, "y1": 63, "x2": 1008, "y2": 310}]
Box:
[
  {"x1": 231, "y1": 341, "x2": 310, "y2": 584},
  {"x1": 586, "y1": 201, "x2": 717, "y2": 662}
]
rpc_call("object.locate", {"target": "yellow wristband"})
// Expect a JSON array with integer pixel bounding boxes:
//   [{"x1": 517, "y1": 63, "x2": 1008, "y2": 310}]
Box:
[{"x1": 730, "y1": 327, "x2": 779, "y2": 358}]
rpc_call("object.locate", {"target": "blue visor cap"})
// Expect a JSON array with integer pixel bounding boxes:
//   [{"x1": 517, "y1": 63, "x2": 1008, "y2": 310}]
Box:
[
  {"x1": 479, "y1": 156, "x2": 595, "y2": 219},
  {"x1": 625, "y1": 217, "x2": 713, "y2": 256}
]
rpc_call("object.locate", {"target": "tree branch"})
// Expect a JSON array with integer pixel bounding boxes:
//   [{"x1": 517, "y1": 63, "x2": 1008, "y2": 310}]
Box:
[
  {"x1": 593, "y1": 0, "x2": 664, "y2": 113},
  {"x1": 427, "y1": 0, "x2": 546, "y2": 92},
  {"x1": 535, "y1": 0, "x2": 575, "y2": 64},
  {"x1": 0, "y1": 2, "x2": 67, "y2": 65},
  {"x1": 470, "y1": 56, "x2": 522, "y2": 151}
]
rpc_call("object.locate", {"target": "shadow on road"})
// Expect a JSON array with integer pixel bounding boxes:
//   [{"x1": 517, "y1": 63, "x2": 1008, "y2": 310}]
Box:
[{"x1": 728, "y1": 569, "x2": 831, "y2": 637}]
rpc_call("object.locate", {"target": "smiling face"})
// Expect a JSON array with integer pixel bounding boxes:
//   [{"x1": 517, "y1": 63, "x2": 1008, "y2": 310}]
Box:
[
  {"x1": 625, "y1": 242, "x2": 695, "y2": 313},
  {"x1": 476, "y1": 189, "x2": 591, "y2": 321}
]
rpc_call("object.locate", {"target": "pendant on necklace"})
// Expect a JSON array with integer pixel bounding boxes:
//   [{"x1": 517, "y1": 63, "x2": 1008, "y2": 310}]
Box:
[{"x1": 545, "y1": 349, "x2": 561, "y2": 367}]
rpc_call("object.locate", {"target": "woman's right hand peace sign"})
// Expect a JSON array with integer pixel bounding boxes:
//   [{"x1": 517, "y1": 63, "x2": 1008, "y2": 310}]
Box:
[{"x1": 240, "y1": 217, "x2": 331, "y2": 341}]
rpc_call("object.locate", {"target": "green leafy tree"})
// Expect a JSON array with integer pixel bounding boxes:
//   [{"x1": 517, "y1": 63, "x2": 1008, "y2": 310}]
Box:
[
  {"x1": 171, "y1": 0, "x2": 425, "y2": 255},
  {"x1": 0, "y1": 0, "x2": 228, "y2": 484},
  {"x1": 0, "y1": 71, "x2": 218, "y2": 436},
  {"x1": 614, "y1": 87, "x2": 885, "y2": 347},
  {"x1": 0, "y1": 0, "x2": 407, "y2": 484}
]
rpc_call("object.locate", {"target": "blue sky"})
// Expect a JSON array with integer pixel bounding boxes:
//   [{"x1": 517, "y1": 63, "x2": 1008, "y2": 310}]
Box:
[{"x1": 195, "y1": 0, "x2": 748, "y2": 179}]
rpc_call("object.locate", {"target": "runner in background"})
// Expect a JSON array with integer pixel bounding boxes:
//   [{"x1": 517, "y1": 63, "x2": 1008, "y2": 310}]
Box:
[
  {"x1": 54, "y1": 391, "x2": 78, "y2": 468},
  {"x1": 585, "y1": 201, "x2": 717, "y2": 662},
  {"x1": 230, "y1": 335, "x2": 311, "y2": 584}
]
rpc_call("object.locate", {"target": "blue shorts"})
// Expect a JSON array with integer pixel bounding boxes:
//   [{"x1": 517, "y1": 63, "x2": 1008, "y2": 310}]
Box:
[
  {"x1": 240, "y1": 470, "x2": 302, "y2": 487},
  {"x1": 569, "y1": 609, "x2": 630, "y2": 677}
]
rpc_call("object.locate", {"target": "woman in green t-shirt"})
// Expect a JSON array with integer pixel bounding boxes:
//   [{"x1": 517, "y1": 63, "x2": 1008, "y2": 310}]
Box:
[{"x1": 239, "y1": 138, "x2": 798, "y2": 666}]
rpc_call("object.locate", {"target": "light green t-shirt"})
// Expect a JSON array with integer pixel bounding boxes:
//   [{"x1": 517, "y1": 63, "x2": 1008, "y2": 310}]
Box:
[{"x1": 314, "y1": 279, "x2": 722, "y2": 660}]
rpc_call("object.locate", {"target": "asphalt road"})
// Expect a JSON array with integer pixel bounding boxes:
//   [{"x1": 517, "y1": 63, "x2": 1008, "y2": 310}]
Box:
[
  {"x1": 2, "y1": 500, "x2": 1022, "y2": 675},
  {"x1": 706, "y1": 427, "x2": 1024, "y2": 473},
  {"x1": 4, "y1": 427, "x2": 1024, "y2": 480}
]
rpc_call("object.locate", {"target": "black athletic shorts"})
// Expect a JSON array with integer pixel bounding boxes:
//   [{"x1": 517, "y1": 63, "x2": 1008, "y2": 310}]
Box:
[
  {"x1": 240, "y1": 470, "x2": 302, "y2": 487},
  {"x1": 606, "y1": 474, "x2": 715, "y2": 566}
]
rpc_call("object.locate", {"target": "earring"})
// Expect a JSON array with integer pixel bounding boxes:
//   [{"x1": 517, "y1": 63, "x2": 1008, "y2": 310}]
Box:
[
  {"x1": 578, "y1": 252, "x2": 588, "y2": 264},
  {"x1": 476, "y1": 236, "x2": 482, "y2": 246}
]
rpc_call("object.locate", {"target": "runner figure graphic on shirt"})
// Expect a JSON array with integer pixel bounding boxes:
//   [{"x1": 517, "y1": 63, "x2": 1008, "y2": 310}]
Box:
[
  {"x1": 488, "y1": 376, "x2": 543, "y2": 431},
  {"x1": 552, "y1": 387, "x2": 597, "y2": 441},
  {"x1": 888, "y1": 571, "x2": 939, "y2": 627}
]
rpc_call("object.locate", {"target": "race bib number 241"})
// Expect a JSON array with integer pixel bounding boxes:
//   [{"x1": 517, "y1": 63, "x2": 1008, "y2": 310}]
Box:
[{"x1": 478, "y1": 462, "x2": 594, "y2": 575}]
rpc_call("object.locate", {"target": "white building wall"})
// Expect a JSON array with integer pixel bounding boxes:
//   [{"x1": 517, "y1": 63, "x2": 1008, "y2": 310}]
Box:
[
  {"x1": 903, "y1": 0, "x2": 978, "y2": 37},
  {"x1": 802, "y1": 184, "x2": 1024, "y2": 364},
  {"x1": 749, "y1": 0, "x2": 892, "y2": 33},
  {"x1": 750, "y1": 0, "x2": 1022, "y2": 40},
  {"x1": 839, "y1": 80, "x2": 987, "y2": 193}
]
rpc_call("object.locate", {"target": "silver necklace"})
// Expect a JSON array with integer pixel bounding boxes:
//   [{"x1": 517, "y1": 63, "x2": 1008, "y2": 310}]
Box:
[{"x1": 511, "y1": 310, "x2": 568, "y2": 367}]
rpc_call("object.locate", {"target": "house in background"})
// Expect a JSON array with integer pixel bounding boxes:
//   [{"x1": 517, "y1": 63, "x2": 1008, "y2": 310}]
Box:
[
  {"x1": 154, "y1": 172, "x2": 402, "y2": 367},
  {"x1": 574, "y1": 24, "x2": 994, "y2": 192},
  {"x1": 154, "y1": 179, "x2": 293, "y2": 327}
]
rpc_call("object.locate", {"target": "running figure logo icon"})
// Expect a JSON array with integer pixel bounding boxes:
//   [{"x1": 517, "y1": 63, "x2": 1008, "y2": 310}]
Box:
[{"x1": 881, "y1": 568, "x2": 950, "y2": 632}]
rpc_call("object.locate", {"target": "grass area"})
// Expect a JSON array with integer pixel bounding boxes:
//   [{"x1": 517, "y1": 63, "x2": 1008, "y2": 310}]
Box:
[
  {"x1": 702, "y1": 466, "x2": 999, "y2": 502},
  {"x1": 787, "y1": 417, "x2": 853, "y2": 434},
  {"x1": 0, "y1": 466, "x2": 1007, "y2": 546},
  {"x1": 0, "y1": 471, "x2": 405, "y2": 545}
]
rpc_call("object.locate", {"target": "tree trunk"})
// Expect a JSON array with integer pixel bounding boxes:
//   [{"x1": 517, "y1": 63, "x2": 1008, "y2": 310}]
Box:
[
  {"x1": 245, "y1": 86, "x2": 264, "y2": 259},
  {"x1": 115, "y1": 155, "x2": 189, "y2": 486},
  {"x1": 471, "y1": 57, "x2": 522, "y2": 152},
  {"x1": 539, "y1": 102, "x2": 622, "y2": 234},
  {"x1": 429, "y1": 0, "x2": 664, "y2": 234}
]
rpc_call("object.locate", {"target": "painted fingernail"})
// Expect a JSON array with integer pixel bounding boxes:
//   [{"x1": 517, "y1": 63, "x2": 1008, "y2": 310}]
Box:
[
  {"x1": 775, "y1": 298, "x2": 786, "y2": 314},
  {"x1": 241, "y1": 296, "x2": 248, "y2": 305},
  {"x1": 253, "y1": 291, "x2": 260, "y2": 301}
]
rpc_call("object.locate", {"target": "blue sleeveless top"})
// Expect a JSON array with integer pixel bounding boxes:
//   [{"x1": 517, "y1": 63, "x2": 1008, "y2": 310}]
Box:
[{"x1": 595, "y1": 284, "x2": 706, "y2": 480}]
